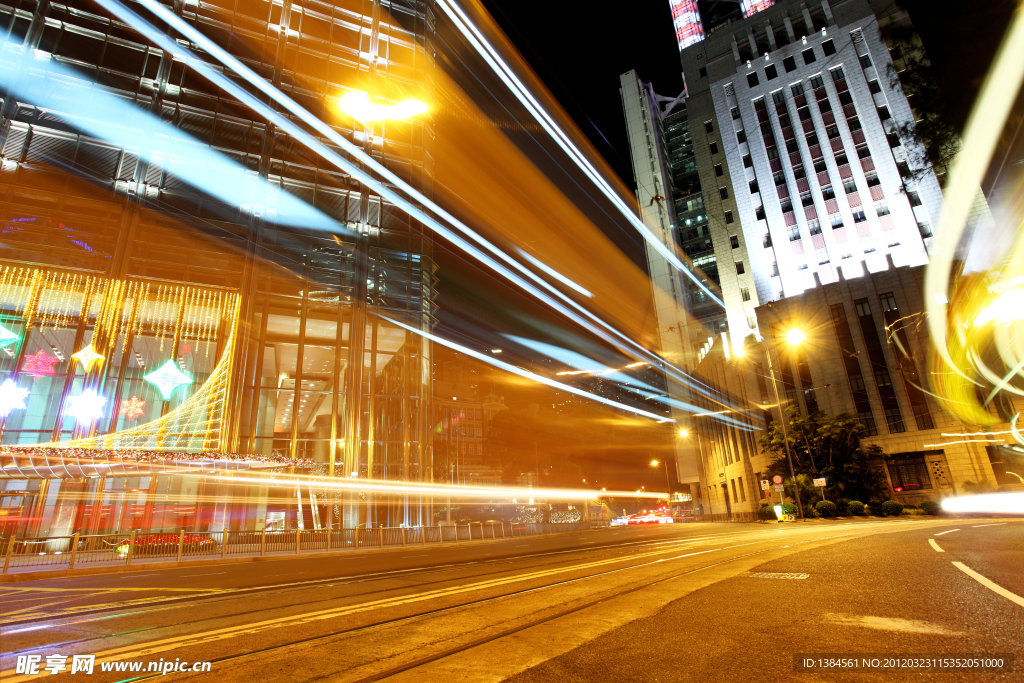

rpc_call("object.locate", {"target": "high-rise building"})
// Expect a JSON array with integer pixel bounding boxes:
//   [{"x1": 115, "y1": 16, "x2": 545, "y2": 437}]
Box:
[
  {"x1": 0, "y1": 0, "x2": 438, "y2": 534},
  {"x1": 622, "y1": 0, "x2": 992, "y2": 356}
]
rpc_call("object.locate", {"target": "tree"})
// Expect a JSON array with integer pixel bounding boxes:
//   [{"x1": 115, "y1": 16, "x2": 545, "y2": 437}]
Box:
[
  {"x1": 880, "y1": 25, "x2": 961, "y2": 184},
  {"x1": 758, "y1": 407, "x2": 887, "y2": 503}
]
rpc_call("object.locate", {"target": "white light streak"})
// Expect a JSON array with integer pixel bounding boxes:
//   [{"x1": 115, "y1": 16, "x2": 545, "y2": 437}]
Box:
[
  {"x1": 941, "y1": 492, "x2": 1024, "y2": 514},
  {"x1": 518, "y1": 250, "x2": 593, "y2": 297},
  {"x1": 922, "y1": 439, "x2": 1004, "y2": 448}
]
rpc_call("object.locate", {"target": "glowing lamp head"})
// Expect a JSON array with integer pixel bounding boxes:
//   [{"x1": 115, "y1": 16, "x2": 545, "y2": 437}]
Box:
[
  {"x1": 785, "y1": 329, "x2": 805, "y2": 346},
  {"x1": 650, "y1": 460, "x2": 659, "y2": 467},
  {"x1": 340, "y1": 91, "x2": 428, "y2": 122},
  {"x1": 679, "y1": 429, "x2": 689, "y2": 437}
]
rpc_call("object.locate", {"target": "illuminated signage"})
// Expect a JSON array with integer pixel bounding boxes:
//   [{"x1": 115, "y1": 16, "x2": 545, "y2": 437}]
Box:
[
  {"x1": 669, "y1": 0, "x2": 705, "y2": 50},
  {"x1": 741, "y1": 0, "x2": 774, "y2": 18}
]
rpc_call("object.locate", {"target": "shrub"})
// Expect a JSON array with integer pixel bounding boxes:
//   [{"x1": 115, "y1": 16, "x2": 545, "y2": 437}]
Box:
[
  {"x1": 867, "y1": 498, "x2": 885, "y2": 515},
  {"x1": 781, "y1": 502, "x2": 798, "y2": 515},
  {"x1": 758, "y1": 505, "x2": 777, "y2": 521},
  {"x1": 803, "y1": 504, "x2": 818, "y2": 519},
  {"x1": 834, "y1": 498, "x2": 850, "y2": 516},
  {"x1": 921, "y1": 500, "x2": 941, "y2": 516},
  {"x1": 846, "y1": 500, "x2": 865, "y2": 516},
  {"x1": 902, "y1": 503, "x2": 918, "y2": 510},
  {"x1": 881, "y1": 500, "x2": 904, "y2": 516},
  {"x1": 816, "y1": 500, "x2": 838, "y2": 517}
]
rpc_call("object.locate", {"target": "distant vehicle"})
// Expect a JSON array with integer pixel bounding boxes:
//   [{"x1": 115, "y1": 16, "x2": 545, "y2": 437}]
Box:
[
  {"x1": 672, "y1": 511, "x2": 696, "y2": 523},
  {"x1": 627, "y1": 514, "x2": 672, "y2": 525},
  {"x1": 610, "y1": 516, "x2": 629, "y2": 526}
]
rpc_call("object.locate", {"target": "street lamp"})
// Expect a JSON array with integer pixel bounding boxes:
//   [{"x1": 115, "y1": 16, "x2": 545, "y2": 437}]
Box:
[
  {"x1": 758, "y1": 330, "x2": 806, "y2": 520},
  {"x1": 650, "y1": 459, "x2": 672, "y2": 503}
]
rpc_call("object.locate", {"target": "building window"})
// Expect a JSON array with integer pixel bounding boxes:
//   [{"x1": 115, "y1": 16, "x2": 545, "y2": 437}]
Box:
[
  {"x1": 784, "y1": 56, "x2": 797, "y2": 73},
  {"x1": 788, "y1": 225, "x2": 800, "y2": 241},
  {"x1": 736, "y1": 261, "x2": 745, "y2": 274},
  {"x1": 875, "y1": 200, "x2": 890, "y2": 217},
  {"x1": 803, "y1": 48, "x2": 816, "y2": 64},
  {"x1": 715, "y1": 163, "x2": 724, "y2": 177},
  {"x1": 772, "y1": 90, "x2": 786, "y2": 104},
  {"x1": 738, "y1": 476, "x2": 747, "y2": 501},
  {"x1": 818, "y1": 99, "x2": 833, "y2": 115},
  {"x1": 835, "y1": 153, "x2": 849, "y2": 167},
  {"x1": 868, "y1": 79, "x2": 882, "y2": 94},
  {"x1": 843, "y1": 178, "x2": 858, "y2": 194},
  {"x1": 765, "y1": 64, "x2": 778, "y2": 80},
  {"x1": 731, "y1": 479, "x2": 738, "y2": 503},
  {"x1": 754, "y1": 97, "x2": 767, "y2": 112},
  {"x1": 822, "y1": 39, "x2": 836, "y2": 56},
  {"x1": 852, "y1": 209, "x2": 866, "y2": 223},
  {"x1": 816, "y1": 247, "x2": 830, "y2": 264},
  {"x1": 791, "y1": 82, "x2": 804, "y2": 97},
  {"x1": 780, "y1": 113, "x2": 792, "y2": 128},
  {"x1": 725, "y1": 210, "x2": 734, "y2": 224},
  {"x1": 855, "y1": 298, "x2": 871, "y2": 317},
  {"x1": 737, "y1": 130, "x2": 747, "y2": 144},
  {"x1": 865, "y1": 171, "x2": 880, "y2": 186},
  {"x1": 887, "y1": 456, "x2": 932, "y2": 491},
  {"x1": 839, "y1": 90, "x2": 854, "y2": 106},
  {"x1": 830, "y1": 213, "x2": 844, "y2": 228},
  {"x1": 747, "y1": 315, "x2": 757, "y2": 329},
  {"x1": 887, "y1": 133, "x2": 901, "y2": 148},
  {"x1": 908, "y1": 191, "x2": 922, "y2": 207},
  {"x1": 918, "y1": 221, "x2": 932, "y2": 238},
  {"x1": 741, "y1": 286, "x2": 751, "y2": 301},
  {"x1": 859, "y1": 53, "x2": 873, "y2": 68},
  {"x1": 884, "y1": 407, "x2": 906, "y2": 434},
  {"x1": 808, "y1": 218, "x2": 822, "y2": 235},
  {"x1": 731, "y1": 106, "x2": 740, "y2": 120},
  {"x1": 749, "y1": 179, "x2": 759, "y2": 194},
  {"x1": 705, "y1": 121, "x2": 714, "y2": 134},
  {"x1": 858, "y1": 410, "x2": 877, "y2": 436},
  {"x1": 877, "y1": 105, "x2": 891, "y2": 121},
  {"x1": 771, "y1": 262, "x2": 779, "y2": 276},
  {"x1": 810, "y1": 74, "x2": 825, "y2": 90},
  {"x1": 874, "y1": 367, "x2": 892, "y2": 388},
  {"x1": 743, "y1": 154, "x2": 753, "y2": 168},
  {"x1": 822, "y1": 185, "x2": 835, "y2": 200},
  {"x1": 801, "y1": 191, "x2": 814, "y2": 207},
  {"x1": 699, "y1": 66, "x2": 708, "y2": 78},
  {"x1": 830, "y1": 66, "x2": 845, "y2": 81},
  {"x1": 720, "y1": 187, "x2": 729, "y2": 200},
  {"x1": 755, "y1": 205, "x2": 766, "y2": 220},
  {"x1": 879, "y1": 291, "x2": 898, "y2": 312},
  {"x1": 731, "y1": 234, "x2": 740, "y2": 248},
  {"x1": 850, "y1": 373, "x2": 866, "y2": 392},
  {"x1": 710, "y1": 141, "x2": 719, "y2": 155},
  {"x1": 826, "y1": 125, "x2": 840, "y2": 139},
  {"x1": 747, "y1": 72, "x2": 760, "y2": 87}
]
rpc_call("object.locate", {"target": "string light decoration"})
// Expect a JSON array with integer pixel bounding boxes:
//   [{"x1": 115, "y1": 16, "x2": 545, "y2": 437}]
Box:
[
  {"x1": 0, "y1": 322, "x2": 18, "y2": 349},
  {"x1": 65, "y1": 389, "x2": 106, "y2": 424},
  {"x1": 120, "y1": 396, "x2": 146, "y2": 420},
  {"x1": 0, "y1": 379, "x2": 29, "y2": 417},
  {"x1": 22, "y1": 349, "x2": 59, "y2": 376},
  {"x1": 71, "y1": 344, "x2": 105, "y2": 370},
  {"x1": 144, "y1": 359, "x2": 193, "y2": 400}
]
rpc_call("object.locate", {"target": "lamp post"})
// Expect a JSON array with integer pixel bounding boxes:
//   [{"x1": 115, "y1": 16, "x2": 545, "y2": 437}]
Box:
[
  {"x1": 761, "y1": 332, "x2": 805, "y2": 520},
  {"x1": 650, "y1": 459, "x2": 672, "y2": 504}
]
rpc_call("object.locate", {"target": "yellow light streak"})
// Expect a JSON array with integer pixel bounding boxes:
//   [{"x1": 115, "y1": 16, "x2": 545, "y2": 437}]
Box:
[
  {"x1": 922, "y1": 439, "x2": 1004, "y2": 448},
  {"x1": 339, "y1": 91, "x2": 428, "y2": 122}
]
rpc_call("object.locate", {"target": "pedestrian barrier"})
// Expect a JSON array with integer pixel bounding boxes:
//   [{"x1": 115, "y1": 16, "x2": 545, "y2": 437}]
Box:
[{"x1": 0, "y1": 521, "x2": 593, "y2": 575}]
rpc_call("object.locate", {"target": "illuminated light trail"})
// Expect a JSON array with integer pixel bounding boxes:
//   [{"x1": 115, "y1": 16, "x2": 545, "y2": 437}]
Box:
[
  {"x1": 434, "y1": 0, "x2": 724, "y2": 307},
  {"x1": 0, "y1": 50, "x2": 341, "y2": 233},
  {"x1": 381, "y1": 315, "x2": 672, "y2": 422},
  {"x1": 212, "y1": 471, "x2": 667, "y2": 501},
  {"x1": 922, "y1": 439, "x2": 1004, "y2": 448},
  {"x1": 115, "y1": 0, "x2": 707, "y2": 400},
  {"x1": 518, "y1": 249, "x2": 593, "y2": 298},
  {"x1": 941, "y1": 492, "x2": 1024, "y2": 514}
]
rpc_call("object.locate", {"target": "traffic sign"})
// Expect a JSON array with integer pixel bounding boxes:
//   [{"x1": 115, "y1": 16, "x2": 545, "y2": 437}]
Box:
[
  {"x1": 760, "y1": 479, "x2": 770, "y2": 490},
  {"x1": 772, "y1": 474, "x2": 784, "y2": 485},
  {"x1": 774, "y1": 484, "x2": 785, "y2": 492},
  {"x1": 813, "y1": 478, "x2": 827, "y2": 487}
]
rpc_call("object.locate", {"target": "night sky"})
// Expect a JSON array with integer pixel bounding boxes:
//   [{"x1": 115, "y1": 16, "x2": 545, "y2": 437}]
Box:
[{"x1": 478, "y1": 0, "x2": 1020, "y2": 194}]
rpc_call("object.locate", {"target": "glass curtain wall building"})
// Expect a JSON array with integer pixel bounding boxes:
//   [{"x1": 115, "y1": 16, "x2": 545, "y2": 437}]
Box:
[{"x1": 0, "y1": 0, "x2": 437, "y2": 534}]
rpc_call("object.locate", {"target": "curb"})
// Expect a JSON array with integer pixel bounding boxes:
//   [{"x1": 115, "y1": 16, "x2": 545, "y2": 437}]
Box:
[{"x1": 0, "y1": 527, "x2": 603, "y2": 583}]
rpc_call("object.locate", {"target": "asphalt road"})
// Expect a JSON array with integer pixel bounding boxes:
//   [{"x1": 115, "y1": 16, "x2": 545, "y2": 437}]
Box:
[{"x1": 1, "y1": 518, "x2": 1020, "y2": 683}]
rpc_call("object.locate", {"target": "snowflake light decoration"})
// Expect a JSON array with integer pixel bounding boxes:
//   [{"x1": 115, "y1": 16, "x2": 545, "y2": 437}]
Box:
[
  {"x1": 0, "y1": 322, "x2": 19, "y2": 349},
  {"x1": 0, "y1": 379, "x2": 28, "y2": 417},
  {"x1": 120, "y1": 395, "x2": 146, "y2": 420},
  {"x1": 65, "y1": 389, "x2": 106, "y2": 424},
  {"x1": 22, "y1": 350, "x2": 59, "y2": 376},
  {"x1": 144, "y1": 359, "x2": 192, "y2": 400},
  {"x1": 71, "y1": 344, "x2": 104, "y2": 370}
]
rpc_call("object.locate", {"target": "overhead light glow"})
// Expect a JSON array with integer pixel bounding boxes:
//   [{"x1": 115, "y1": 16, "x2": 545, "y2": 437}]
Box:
[
  {"x1": 339, "y1": 91, "x2": 428, "y2": 122},
  {"x1": 786, "y1": 329, "x2": 805, "y2": 346},
  {"x1": 144, "y1": 360, "x2": 193, "y2": 400},
  {"x1": 65, "y1": 389, "x2": 106, "y2": 424},
  {"x1": 0, "y1": 379, "x2": 29, "y2": 417}
]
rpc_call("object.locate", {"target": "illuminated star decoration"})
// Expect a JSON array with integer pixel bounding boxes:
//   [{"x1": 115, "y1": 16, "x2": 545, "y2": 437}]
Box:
[
  {"x1": 72, "y1": 344, "x2": 104, "y2": 370},
  {"x1": 65, "y1": 389, "x2": 106, "y2": 424},
  {"x1": 0, "y1": 379, "x2": 28, "y2": 417},
  {"x1": 144, "y1": 359, "x2": 192, "y2": 400},
  {"x1": 0, "y1": 322, "x2": 19, "y2": 349},
  {"x1": 120, "y1": 395, "x2": 146, "y2": 420},
  {"x1": 22, "y1": 350, "x2": 59, "y2": 376}
]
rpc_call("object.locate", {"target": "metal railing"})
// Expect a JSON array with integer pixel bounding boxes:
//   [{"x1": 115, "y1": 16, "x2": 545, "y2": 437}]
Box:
[{"x1": 0, "y1": 521, "x2": 593, "y2": 575}]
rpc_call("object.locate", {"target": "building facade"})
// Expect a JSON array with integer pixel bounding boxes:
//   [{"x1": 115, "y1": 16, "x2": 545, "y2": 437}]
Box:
[{"x1": 0, "y1": 0, "x2": 441, "y2": 535}]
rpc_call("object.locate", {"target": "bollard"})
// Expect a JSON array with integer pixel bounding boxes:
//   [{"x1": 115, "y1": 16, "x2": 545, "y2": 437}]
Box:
[
  {"x1": 2, "y1": 536, "x2": 15, "y2": 574},
  {"x1": 421, "y1": 525, "x2": 426, "y2": 545},
  {"x1": 401, "y1": 527, "x2": 407, "y2": 547},
  {"x1": 501, "y1": 523, "x2": 506, "y2": 539},
  {"x1": 326, "y1": 528, "x2": 332, "y2": 553},
  {"x1": 438, "y1": 525, "x2": 443, "y2": 545},
  {"x1": 261, "y1": 528, "x2": 266, "y2": 557},
  {"x1": 296, "y1": 529, "x2": 301, "y2": 554},
  {"x1": 378, "y1": 526, "x2": 384, "y2": 549},
  {"x1": 68, "y1": 533, "x2": 80, "y2": 570},
  {"x1": 222, "y1": 531, "x2": 228, "y2": 559},
  {"x1": 176, "y1": 529, "x2": 185, "y2": 563},
  {"x1": 127, "y1": 530, "x2": 137, "y2": 565}
]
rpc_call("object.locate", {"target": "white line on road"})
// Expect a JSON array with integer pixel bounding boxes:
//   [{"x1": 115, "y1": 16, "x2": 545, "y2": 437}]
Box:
[
  {"x1": 401, "y1": 555, "x2": 428, "y2": 559},
  {"x1": 971, "y1": 523, "x2": 1007, "y2": 528},
  {"x1": 928, "y1": 539, "x2": 944, "y2": 553},
  {"x1": 178, "y1": 572, "x2": 226, "y2": 578},
  {"x1": 934, "y1": 529, "x2": 960, "y2": 536},
  {"x1": 952, "y1": 561, "x2": 1024, "y2": 608}
]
